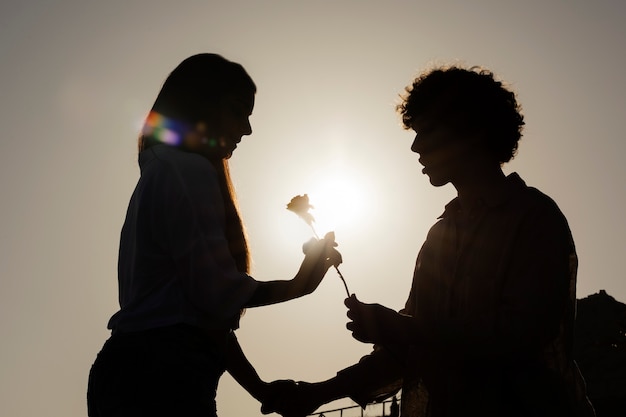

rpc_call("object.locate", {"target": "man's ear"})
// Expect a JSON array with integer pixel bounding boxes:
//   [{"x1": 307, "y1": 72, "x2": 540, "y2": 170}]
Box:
[{"x1": 466, "y1": 128, "x2": 489, "y2": 149}]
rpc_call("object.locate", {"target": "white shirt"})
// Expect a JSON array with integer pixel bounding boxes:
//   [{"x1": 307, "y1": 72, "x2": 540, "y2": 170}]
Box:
[{"x1": 107, "y1": 145, "x2": 258, "y2": 333}]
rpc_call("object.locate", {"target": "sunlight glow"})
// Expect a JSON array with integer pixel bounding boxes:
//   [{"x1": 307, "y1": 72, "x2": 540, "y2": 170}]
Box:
[{"x1": 306, "y1": 175, "x2": 367, "y2": 237}]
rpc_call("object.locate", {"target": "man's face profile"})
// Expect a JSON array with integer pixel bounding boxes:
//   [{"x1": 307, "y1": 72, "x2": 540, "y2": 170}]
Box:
[{"x1": 410, "y1": 117, "x2": 478, "y2": 187}]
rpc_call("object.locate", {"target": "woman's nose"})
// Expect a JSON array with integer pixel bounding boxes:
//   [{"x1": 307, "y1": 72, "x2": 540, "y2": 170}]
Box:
[{"x1": 242, "y1": 119, "x2": 252, "y2": 136}]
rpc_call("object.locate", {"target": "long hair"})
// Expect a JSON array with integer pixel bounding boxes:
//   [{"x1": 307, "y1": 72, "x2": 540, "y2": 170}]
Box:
[
  {"x1": 138, "y1": 53, "x2": 255, "y2": 273},
  {"x1": 214, "y1": 158, "x2": 251, "y2": 274}
]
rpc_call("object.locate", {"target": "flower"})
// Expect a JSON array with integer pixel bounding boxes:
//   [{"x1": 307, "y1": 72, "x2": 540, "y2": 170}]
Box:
[
  {"x1": 287, "y1": 194, "x2": 350, "y2": 297},
  {"x1": 286, "y1": 194, "x2": 316, "y2": 228}
]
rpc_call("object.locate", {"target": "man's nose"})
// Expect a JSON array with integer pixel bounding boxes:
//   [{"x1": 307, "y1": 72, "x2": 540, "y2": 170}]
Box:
[{"x1": 410, "y1": 134, "x2": 420, "y2": 153}]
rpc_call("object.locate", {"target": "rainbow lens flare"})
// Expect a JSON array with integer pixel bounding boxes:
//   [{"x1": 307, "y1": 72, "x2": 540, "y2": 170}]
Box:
[{"x1": 142, "y1": 111, "x2": 186, "y2": 146}]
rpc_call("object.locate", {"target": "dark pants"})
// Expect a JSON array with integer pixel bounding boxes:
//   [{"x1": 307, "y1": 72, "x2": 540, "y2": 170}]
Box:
[{"x1": 87, "y1": 324, "x2": 227, "y2": 417}]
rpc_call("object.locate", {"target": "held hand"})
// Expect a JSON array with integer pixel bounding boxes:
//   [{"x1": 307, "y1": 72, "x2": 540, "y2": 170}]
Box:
[
  {"x1": 260, "y1": 379, "x2": 299, "y2": 415},
  {"x1": 263, "y1": 381, "x2": 325, "y2": 417},
  {"x1": 345, "y1": 294, "x2": 404, "y2": 345}
]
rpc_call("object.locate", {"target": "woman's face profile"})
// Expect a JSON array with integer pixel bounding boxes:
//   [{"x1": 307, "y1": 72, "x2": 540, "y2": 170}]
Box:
[{"x1": 193, "y1": 90, "x2": 255, "y2": 160}]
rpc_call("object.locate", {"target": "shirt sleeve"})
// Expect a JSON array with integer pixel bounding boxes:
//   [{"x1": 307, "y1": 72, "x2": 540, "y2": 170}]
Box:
[
  {"x1": 336, "y1": 346, "x2": 405, "y2": 408},
  {"x1": 496, "y1": 198, "x2": 574, "y2": 356}
]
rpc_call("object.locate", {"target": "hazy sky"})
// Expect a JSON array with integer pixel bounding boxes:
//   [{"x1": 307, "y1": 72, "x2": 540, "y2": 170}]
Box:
[{"x1": 1, "y1": 1, "x2": 625, "y2": 416}]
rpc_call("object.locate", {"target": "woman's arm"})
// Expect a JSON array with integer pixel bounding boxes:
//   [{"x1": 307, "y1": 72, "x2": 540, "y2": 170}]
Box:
[
  {"x1": 225, "y1": 332, "x2": 298, "y2": 407},
  {"x1": 153, "y1": 152, "x2": 341, "y2": 313},
  {"x1": 244, "y1": 237, "x2": 342, "y2": 308},
  {"x1": 225, "y1": 332, "x2": 266, "y2": 401}
]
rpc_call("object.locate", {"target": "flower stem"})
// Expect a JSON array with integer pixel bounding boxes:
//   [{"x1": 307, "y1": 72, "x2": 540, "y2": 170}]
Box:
[
  {"x1": 309, "y1": 224, "x2": 350, "y2": 297},
  {"x1": 308, "y1": 224, "x2": 319, "y2": 240},
  {"x1": 334, "y1": 265, "x2": 350, "y2": 297}
]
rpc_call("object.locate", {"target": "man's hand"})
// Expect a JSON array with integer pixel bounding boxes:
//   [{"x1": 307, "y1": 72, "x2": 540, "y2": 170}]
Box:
[
  {"x1": 260, "y1": 379, "x2": 298, "y2": 415},
  {"x1": 345, "y1": 294, "x2": 410, "y2": 345},
  {"x1": 261, "y1": 381, "x2": 324, "y2": 417}
]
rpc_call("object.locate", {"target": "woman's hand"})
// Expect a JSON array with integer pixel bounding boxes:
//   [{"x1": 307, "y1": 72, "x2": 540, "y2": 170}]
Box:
[
  {"x1": 260, "y1": 379, "x2": 299, "y2": 415},
  {"x1": 296, "y1": 232, "x2": 343, "y2": 293},
  {"x1": 244, "y1": 233, "x2": 342, "y2": 307},
  {"x1": 294, "y1": 232, "x2": 342, "y2": 295},
  {"x1": 261, "y1": 381, "x2": 326, "y2": 417}
]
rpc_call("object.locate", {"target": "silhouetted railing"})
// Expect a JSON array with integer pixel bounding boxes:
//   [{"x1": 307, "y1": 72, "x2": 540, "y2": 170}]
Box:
[{"x1": 309, "y1": 396, "x2": 400, "y2": 417}]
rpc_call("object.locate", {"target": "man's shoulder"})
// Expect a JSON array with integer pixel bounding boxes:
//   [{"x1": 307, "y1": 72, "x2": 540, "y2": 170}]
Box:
[
  {"x1": 509, "y1": 176, "x2": 573, "y2": 236},
  {"x1": 508, "y1": 173, "x2": 563, "y2": 211}
]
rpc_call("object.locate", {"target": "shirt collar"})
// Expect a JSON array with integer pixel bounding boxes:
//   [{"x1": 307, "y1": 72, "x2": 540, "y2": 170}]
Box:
[
  {"x1": 139, "y1": 144, "x2": 179, "y2": 170},
  {"x1": 438, "y1": 172, "x2": 526, "y2": 219}
]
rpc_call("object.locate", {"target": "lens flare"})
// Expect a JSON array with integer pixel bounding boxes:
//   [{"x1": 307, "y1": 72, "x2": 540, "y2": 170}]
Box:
[{"x1": 141, "y1": 111, "x2": 186, "y2": 146}]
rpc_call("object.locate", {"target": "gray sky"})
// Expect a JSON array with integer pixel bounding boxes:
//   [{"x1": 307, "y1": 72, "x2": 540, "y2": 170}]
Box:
[{"x1": 1, "y1": 1, "x2": 625, "y2": 416}]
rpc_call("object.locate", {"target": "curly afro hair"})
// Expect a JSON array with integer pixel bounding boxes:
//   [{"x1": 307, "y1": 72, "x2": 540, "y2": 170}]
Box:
[{"x1": 397, "y1": 65, "x2": 525, "y2": 164}]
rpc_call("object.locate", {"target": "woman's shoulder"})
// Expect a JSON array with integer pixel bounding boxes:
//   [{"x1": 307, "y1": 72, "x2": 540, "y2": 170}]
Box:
[
  {"x1": 143, "y1": 145, "x2": 215, "y2": 176},
  {"x1": 150, "y1": 144, "x2": 210, "y2": 165},
  {"x1": 139, "y1": 145, "x2": 220, "y2": 198}
]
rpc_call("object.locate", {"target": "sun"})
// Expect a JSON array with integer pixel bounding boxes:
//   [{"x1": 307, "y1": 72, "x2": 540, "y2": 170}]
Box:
[{"x1": 304, "y1": 174, "x2": 367, "y2": 237}]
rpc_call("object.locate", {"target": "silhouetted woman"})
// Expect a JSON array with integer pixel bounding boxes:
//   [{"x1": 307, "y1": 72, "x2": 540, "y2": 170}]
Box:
[{"x1": 87, "y1": 53, "x2": 340, "y2": 417}]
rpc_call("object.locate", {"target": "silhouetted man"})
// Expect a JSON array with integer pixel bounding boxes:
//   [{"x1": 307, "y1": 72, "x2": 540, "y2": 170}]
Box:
[{"x1": 266, "y1": 65, "x2": 596, "y2": 417}]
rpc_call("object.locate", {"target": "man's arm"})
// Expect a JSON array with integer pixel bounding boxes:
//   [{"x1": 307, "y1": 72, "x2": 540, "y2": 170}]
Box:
[{"x1": 269, "y1": 347, "x2": 404, "y2": 416}]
